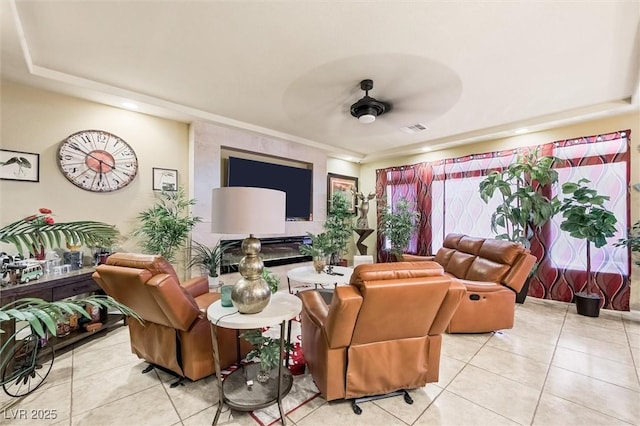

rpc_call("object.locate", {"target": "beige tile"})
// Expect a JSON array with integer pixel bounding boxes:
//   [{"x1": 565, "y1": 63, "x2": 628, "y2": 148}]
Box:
[
  {"x1": 70, "y1": 326, "x2": 130, "y2": 355},
  {"x1": 71, "y1": 361, "x2": 160, "y2": 416},
  {"x1": 295, "y1": 399, "x2": 407, "y2": 425},
  {"x1": 446, "y1": 364, "x2": 540, "y2": 425},
  {"x1": 415, "y1": 389, "x2": 519, "y2": 425},
  {"x1": 163, "y1": 374, "x2": 219, "y2": 420},
  {"x1": 533, "y1": 392, "x2": 633, "y2": 425},
  {"x1": 434, "y1": 354, "x2": 466, "y2": 387},
  {"x1": 486, "y1": 330, "x2": 556, "y2": 364},
  {"x1": 0, "y1": 381, "x2": 71, "y2": 425},
  {"x1": 558, "y1": 329, "x2": 635, "y2": 366},
  {"x1": 552, "y1": 347, "x2": 640, "y2": 391},
  {"x1": 564, "y1": 309, "x2": 625, "y2": 332},
  {"x1": 441, "y1": 333, "x2": 485, "y2": 363},
  {"x1": 371, "y1": 385, "x2": 442, "y2": 424},
  {"x1": 71, "y1": 384, "x2": 180, "y2": 426},
  {"x1": 263, "y1": 373, "x2": 323, "y2": 424},
  {"x1": 71, "y1": 340, "x2": 140, "y2": 380},
  {"x1": 628, "y1": 331, "x2": 640, "y2": 349},
  {"x1": 561, "y1": 320, "x2": 629, "y2": 347},
  {"x1": 469, "y1": 345, "x2": 549, "y2": 390},
  {"x1": 631, "y1": 346, "x2": 640, "y2": 366},
  {"x1": 516, "y1": 298, "x2": 568, "y2": 320},
  {"x1": 622, "y1": 314, "x2": 640, "y2": 335},
  {"x1": 544, "y1": 366, "x2": 640, "y2": 424},
  {"x1": 182, "y1": 404, "x2": 257, "y2": 425},
  {"x1": 499, "y1": 320, "x2": 561, "y2": 347}
]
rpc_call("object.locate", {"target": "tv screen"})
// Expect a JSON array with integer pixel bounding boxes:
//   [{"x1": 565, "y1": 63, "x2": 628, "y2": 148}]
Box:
[{"x1": 227, "y1": 157, "x2": 313, "y2": 221}]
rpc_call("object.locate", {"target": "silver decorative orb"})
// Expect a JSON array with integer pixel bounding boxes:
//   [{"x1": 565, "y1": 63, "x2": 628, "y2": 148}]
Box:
[{"x1": 231, "y1": 277, "x2": 271, "y2": 314}]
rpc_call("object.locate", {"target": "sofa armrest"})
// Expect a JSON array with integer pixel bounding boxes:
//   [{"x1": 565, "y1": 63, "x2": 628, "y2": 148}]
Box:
[
  {"x1": 299, "y1": 290, "x2": 329, "y2": 328},
  {"x1": 428, "y1": 279, "x2": 466, "y2": 335},
  {"x1": 182, "y1": 276, "x2": 209, "y2": 298},
  {"x1": 402, "y1": 254, "x2": 435, "y2": 262}
]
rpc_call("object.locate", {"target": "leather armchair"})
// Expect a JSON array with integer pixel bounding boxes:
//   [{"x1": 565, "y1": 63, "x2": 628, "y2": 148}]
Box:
[
  {"x1": 92, "y1": 253, "x2": 249, "y2": 381},
  {"x1": 299, "y1": 261, "x2": 464, "y2": 411}
]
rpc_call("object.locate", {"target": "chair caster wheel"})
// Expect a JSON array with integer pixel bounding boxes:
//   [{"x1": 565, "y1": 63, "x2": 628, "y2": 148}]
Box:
[
  {"x1": 403, "y1": 391, "x2": 414, "y2": 404},
  {"x1": 351, "y1": 401, "x2": 362, "y2": 415}
]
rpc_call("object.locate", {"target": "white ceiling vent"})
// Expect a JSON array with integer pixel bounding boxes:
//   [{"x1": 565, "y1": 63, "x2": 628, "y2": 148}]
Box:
[{"x1": 401, "y1": 123, "x2": 429, "y2": 134}]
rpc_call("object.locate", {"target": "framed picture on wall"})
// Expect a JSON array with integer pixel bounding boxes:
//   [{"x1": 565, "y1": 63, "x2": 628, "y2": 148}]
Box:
[
  {"x1": 327, "y1": 173, "x2": 358, "y2": 214},
  {"x1": 0, "y1": 149, "x2": 39, "y2": 182},
  {"x1": 152, "y1": 167, "x2": 178, "y2": 191}
]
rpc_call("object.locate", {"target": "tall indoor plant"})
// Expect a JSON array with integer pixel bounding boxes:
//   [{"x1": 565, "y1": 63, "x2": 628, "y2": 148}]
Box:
[
  {"x1": 324, "y1": 192, "x2": 354, "y2": 265},
  {"x1": 134, "y1": 187, "x2": 201, "y2": 263},
  {"x1": 378, "y1": 198, "x2": 419, "y2": 261},
  {"x1": 559, "y1": 178, "x2": 618, "y2": 317},
  {"x1": 478, "y1": 150, "x2": 560, "y2": 302}
]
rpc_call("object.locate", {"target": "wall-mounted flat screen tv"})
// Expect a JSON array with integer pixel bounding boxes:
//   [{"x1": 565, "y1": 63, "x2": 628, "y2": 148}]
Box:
[{"x1": 227, "y1": 156, "x2": 313, "y2": 221}]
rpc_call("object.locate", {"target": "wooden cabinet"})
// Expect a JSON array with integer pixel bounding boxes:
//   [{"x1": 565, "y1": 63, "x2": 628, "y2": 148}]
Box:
[{"x1": 0, "y1": 269, "x2": 125, "y2": 351}]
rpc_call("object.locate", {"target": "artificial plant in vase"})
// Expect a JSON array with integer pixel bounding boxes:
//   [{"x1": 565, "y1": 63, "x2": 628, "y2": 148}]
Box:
[
  {"x1": 299, "y1": 232, "x2": 333, "y2": 272},
  {"x1": 134, "y1": 187, "x2": 201, "y2": 263},
  {"x1": 240, "y1": 329, "x2": 293, "y2": 383},
  {"x1": 478, "y1": 150, "x2": 561, "y2": 302},
  {"x1": 378, "y1": 198, "x2": 419, "y2": 261},
  {"x1": 187, "y1": 240, "x2": 231, "y2": 290},
  {"x1": 559, "y1": 178, "x2": 618, "y2": 317},
  {"x1": 324, "y1": 192, "x2": 354, "y2": 266}
]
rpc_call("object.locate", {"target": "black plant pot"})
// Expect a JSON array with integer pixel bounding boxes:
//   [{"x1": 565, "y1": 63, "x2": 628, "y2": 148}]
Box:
[
  {"x1": 515, "y1": 279, "x2": 530, "y2": 304},
  {"x1": 575, "y1": 292, "x2": 601, "y2": 317}
]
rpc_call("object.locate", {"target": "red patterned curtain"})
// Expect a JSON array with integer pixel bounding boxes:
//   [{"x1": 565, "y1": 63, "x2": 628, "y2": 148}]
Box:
[{"x1": 376, "y1": 130, "x2": 631, "y2": 310}]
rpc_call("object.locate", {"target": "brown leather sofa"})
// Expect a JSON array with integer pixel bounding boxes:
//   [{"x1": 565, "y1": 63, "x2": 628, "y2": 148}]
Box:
[
  {"x1": 404, "y1": 233, "x2": 536, "y2": 333},
  {"x1": 92, "y1": 253, "x2": 249, "y2": 381},
  {"x1": 299, "y1": 261, "x2": 465, "y2": 412}
]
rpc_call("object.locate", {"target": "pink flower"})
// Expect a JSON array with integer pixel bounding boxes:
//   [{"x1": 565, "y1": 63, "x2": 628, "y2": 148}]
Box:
[
  {"x1": 44, "y1": 217, "x2": 54, "y2": 225},
  {"x1": 39, "y1": 208, "x2": 52, "y2": 214}
]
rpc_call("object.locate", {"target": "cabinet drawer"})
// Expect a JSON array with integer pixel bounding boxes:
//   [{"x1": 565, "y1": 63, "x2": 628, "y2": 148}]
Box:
[{"x1": 52, "y1": 280, "x2": 99, "y2": 300}]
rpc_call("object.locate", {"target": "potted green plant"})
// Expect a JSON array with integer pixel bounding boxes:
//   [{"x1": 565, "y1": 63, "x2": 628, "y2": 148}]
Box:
[
  {"x1": 261, "y1": 268, "x2": 280, "y2": 293},
  {"x1": 478, "y1": 150, "x2": 561, "y2": 302},
  {"x1": 615, "y1": 219, "x2": 640, "y2": 266},
  {"x1": 324, "y1": 192, "x2": 354, "y2": 266},
  {"x1": 378, "y1": 198, "x2": 419, "y2": 261},
  {"x1": 559, "y1": 178, "x2": 618, "y2": 317},
  {"x1": 133, "y1": 187, "x2": 201, "y2": 263},
  {"x1": 187, "y1": 240, "x2": 230, "y2": 289},
  {"x1": 239, "y1": 329, "x2": 293, "y2": 383},
  {"x1": 299, "y1": 232, "x2": 333, "y2": 272}
]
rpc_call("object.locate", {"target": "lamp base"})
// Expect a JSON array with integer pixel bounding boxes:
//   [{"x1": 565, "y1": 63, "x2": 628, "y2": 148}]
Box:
[{"x1": 231, "y1": 234, "x2": 271, "y2": 314}]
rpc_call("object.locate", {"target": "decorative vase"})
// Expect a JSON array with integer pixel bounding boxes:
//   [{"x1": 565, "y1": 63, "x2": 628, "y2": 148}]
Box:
[
  {"x1": 313, "y1": 255, "x2": 327, "y2": 273},
  {"x1": 208, "y1": 275, "x2": 220, "y2": 292},
  {"x1": 231, "y1": 277, "x2": 271, "y2": 314},
  {"x1": 256, "y1": 369, "x2": 270, "y2": 383}
]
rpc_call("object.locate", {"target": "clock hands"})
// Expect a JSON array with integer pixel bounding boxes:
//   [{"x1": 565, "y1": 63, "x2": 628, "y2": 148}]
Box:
[{"x1": 70, "y1": 144, "x2": 116, "y2": 170}]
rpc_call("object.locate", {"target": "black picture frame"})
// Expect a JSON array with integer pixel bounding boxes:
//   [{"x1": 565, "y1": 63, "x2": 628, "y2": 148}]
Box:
[
  {"x1": 152, "y1": 167, "x2": 178, "y2": 191},
  {"x1": 0, "y1": 149, "x2": 39, "y2": 182},
  {"x1": 327, "y1": 173, "x2": 358, "y2": 214}
]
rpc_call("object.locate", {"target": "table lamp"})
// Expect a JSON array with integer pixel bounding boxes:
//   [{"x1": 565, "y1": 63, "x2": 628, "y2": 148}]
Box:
[{"x1": 211, "y1": 187, "x2": 286, "y2": 314}]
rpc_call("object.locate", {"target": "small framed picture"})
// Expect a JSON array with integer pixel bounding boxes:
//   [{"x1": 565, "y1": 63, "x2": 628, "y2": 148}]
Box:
[
  {"x1": 152, "y1": 168, "x2": 178, "y2": 191},
  {"x1": 327, "y1": 173, "x2": 358, "y2": 214},
  {"x1": 0, "y1": 149, "x2": 39, "y2": 182}
]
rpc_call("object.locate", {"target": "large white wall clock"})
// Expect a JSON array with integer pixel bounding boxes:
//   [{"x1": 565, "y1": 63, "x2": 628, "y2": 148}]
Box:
[{"x1": 57, "y1": 130, "x2": 138, "y2": 192}]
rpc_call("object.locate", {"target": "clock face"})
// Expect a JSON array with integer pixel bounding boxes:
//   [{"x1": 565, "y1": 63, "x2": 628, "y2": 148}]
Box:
[{"x1": 57, "y1": 130, "x2": 138, "y2": 192}]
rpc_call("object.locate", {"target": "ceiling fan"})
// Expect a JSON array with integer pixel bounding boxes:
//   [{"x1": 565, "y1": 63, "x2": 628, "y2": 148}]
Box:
[{"x1": 350, "y1": 79, "x2": 392, "y2": 124}]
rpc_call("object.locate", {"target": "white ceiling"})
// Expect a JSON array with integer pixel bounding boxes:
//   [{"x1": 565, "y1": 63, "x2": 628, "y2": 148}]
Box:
[{"x1": 2, "y1": 0, "x2": 639, "y2": 163}]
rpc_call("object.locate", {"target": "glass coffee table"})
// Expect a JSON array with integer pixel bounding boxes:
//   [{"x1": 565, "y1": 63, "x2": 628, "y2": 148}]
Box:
[{"x1": 207, "y1": 292, "x2": 302, "y2": 425}]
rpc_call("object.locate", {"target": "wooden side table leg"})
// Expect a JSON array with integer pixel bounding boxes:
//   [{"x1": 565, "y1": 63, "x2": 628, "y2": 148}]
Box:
[{"x1": 210, "y1": 323, "x2": 224, "y2": 426}]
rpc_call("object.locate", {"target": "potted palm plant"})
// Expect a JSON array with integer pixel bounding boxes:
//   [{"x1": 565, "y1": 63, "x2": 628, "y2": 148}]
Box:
[
  {"x1": 559, "y1": 178, "x2": 618, "y2": 317},
  {"x1": 478, "y1": 150, "x2": 561, "y2": 302},
  {"x1": 187, "y1": 240, "x2": 230, "y2": 290},
  {"x1": 134, "y1": 187, "x2": 201, "y2": 263},
  {"x1": 299, "y1": 232, "x2": 333, "y2": 273},
  {"x1": 324, "y1": 192, "x2": 354, "y2": 266},
  {"x1": 378, "y1": 198, "x2": 419, "y2": 261}
]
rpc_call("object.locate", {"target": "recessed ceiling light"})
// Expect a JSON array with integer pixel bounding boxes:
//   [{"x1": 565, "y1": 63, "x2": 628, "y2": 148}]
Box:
[
  {"x1": 514, "y1": 128, "x2": 528, "y2": 134},
  {"x1": 121, "y1": 102, "x2": 139, "y2": 110}
]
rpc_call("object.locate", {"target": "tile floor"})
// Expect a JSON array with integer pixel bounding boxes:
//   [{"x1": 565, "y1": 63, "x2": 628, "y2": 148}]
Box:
[{"x1": 1, "y1": 296, "x2": 638, "y2": 425}]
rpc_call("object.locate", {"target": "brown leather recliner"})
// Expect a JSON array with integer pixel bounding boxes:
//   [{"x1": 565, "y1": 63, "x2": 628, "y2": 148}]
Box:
[
  {"x1": 404, "y1": 233, "x2": 536, "y2": 333},
  {"x1": 299, "y1": 261, "x2": 465, "y2": 412},
  {"x1": 92, "y1": 253, "x2": 249, "y2": 381}
]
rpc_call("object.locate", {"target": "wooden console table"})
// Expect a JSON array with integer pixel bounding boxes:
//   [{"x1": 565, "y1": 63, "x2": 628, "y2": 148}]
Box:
[{"x1": 0, "y1": 268, "x2": 126, "y2": 352}]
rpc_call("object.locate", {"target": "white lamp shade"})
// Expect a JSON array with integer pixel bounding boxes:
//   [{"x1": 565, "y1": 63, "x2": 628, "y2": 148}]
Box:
[{"x1": 211, "y1": 187, "x2": 286, "y2": 235}]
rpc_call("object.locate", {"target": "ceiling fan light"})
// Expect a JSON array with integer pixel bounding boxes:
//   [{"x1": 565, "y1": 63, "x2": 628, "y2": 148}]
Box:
[{"x1": 358, "y1": 113, "x2": 376, "y2": 124}]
